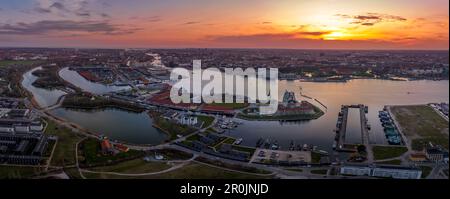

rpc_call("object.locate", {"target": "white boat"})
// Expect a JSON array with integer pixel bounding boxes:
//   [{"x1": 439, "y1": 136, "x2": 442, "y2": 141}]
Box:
[{"x1": 233, "y1": 138, "x2": 243, "y2": 145}]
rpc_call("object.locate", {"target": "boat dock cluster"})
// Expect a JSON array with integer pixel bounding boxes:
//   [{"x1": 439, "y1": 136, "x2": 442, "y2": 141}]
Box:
[
  {"x1": 255, "y1": 138, "x2": 329, "y2": 155},
  {"x1": 256, "y1": 138, "x2": 280, "y2": 150},
  {"x1": 212, "y1": 117, "x2": 242, "y2": 133},
  {"x1": 379, "y1": 109, "x2": 402, "y2": 145}
]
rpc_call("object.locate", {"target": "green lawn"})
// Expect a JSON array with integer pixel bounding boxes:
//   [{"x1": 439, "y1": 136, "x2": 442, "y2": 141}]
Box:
[
  {"x1": 195, "y1": 157, "x2": 271, "y2": 174},
  {"x1": 212, "y1": 137, "x2": 236, "y2": 149},
  {"x1": 197, "y1": 115, "x2": 215, "y2": 128},
  {"x1": 89, "y1": 158, "x2": 171, "y2": 174},
  {"x1": 63, "y1": 168, "x2": 83, "y2": 179},
  {"x1": 153, "y1": 117, "x2": 196, "y2": 140},
  {"x1": 372, "y1": 146, "x2": 408, "y2": 160},
  {"x1": 420, "y1": 166, "x2": 433, "y2": 179},
  {"x1": 44, "y1": 119, "x2": 85, "y2": 166},
  {"x1": 311, "y1": 152, "x2": 327, "y2": 164},
  {"x1": 231, "y1": 145, "x2": 256, "y2": 155},
  {"x1": 0, "y1": 166, "x2": 45, "y2": 179},
  {"x1": 223, "y1": 137, "x2": 236, "y2": 145},
  {"x1": 148, "y1": 163, "x2": 272, "y2": 179},
  {"x1": 205, "y1": 128, "x2": 217, "y2": 133},
  {"x1": 83, "y1": 162, "x2": 272, "y2": 179},
  {"x1": 0, "y1": 60, "x2": 42, "y2": 67},
  {"x1": 377, "y1": 159, "x2": 402, "y2": 165},
  {"x1": 286, "y1": 168, "x2": 303, "y2": 172},
  {"x1": 391, "y1": 105, "x2": 449, "y2": 150},
  {"x1": 310, "y1": 169, "x2": 328, "y2": 175},
  {"x1": 186, "y1": 133, "x2": 201, "y2": 141}
]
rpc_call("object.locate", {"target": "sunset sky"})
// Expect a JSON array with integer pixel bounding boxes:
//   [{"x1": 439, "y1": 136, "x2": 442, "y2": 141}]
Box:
[{"x1": 0, "y1": 0, "x2": 448, "y2": 49}]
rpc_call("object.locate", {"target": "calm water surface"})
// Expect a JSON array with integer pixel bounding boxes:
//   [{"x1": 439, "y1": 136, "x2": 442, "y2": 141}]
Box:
[
  {"x1": 51, "y1": 108, "x2": 168, "y2": 144},
  {"x1": 23, "y1": 67, "x2": 167, "y2": 144},
  {"x1": 21, "y1": 67, "x2": 66, "y2": 107},
  {"x1": 23, "y1": 66, "x2": 449, "y2": 149},
  {"x1": 224, "y1": 79, "x2": 449, "y2": 151},
  {"x1": 59, "y1": 67, "x2": 131, "y2": 94}
]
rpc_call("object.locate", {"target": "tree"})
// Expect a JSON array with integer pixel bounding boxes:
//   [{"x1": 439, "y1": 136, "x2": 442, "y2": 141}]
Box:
[{"x1": 357, "y1": 145, "x2": 366, "y2": 154}]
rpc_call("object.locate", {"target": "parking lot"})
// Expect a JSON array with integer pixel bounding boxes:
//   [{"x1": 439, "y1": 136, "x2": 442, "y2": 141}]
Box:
[{"x1": 250, "y1": 149, "x2": 312, "y2": 164}]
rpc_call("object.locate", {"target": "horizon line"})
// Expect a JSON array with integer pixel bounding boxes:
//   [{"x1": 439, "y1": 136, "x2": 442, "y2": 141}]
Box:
[{"x1": 1, "y1": 46, "x2": 449, "y2": 51}]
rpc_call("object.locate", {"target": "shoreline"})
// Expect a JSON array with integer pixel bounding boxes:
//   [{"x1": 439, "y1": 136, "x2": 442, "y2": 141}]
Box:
[{"x1": 20, "y1": 67, "x2": 158, "y2": 149}]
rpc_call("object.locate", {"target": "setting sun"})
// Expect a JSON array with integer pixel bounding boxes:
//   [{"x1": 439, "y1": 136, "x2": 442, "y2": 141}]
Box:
[{"x1": 0, "y1": 0, "x2": 448, "y2": 49}]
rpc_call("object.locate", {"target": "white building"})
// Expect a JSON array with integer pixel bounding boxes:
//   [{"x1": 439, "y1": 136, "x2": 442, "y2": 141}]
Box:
[
  {"x1": 372, "y1": 166, "x2": 422, "y2": 179},
  {"x1": 340, "y1": 164, "x2": 422, "y2": 179},
  {"x1": 178, "y1": 115, "x2": 198, "y2": 126},
  {"x1": 340, "y1": 165, "x2": 372, "y2": 176}
]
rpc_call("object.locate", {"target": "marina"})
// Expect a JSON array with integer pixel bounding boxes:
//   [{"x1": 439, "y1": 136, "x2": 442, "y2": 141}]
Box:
[
  {"x1": 379, "y1": 109, "x2": 404, "y2": 145},
  {"x1": 333, "y1": 104, "x2": 370, "y2": 151},
  {"x1": 21, "y1": 67, "x2": 450, "y2": 151}
]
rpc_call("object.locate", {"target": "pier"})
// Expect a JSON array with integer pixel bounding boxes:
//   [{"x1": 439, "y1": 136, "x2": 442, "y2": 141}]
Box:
[
  {"x1": 334, "y1": 104, "x2": 371, "y2": 154},
  {"x1": 314, "y1": 98, "x2": 327, "y2": 109}
]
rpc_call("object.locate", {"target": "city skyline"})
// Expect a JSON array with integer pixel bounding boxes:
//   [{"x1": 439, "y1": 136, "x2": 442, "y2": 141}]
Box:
[{"x1": 0, "y1": 0, "x2": 448, "y2": 50}]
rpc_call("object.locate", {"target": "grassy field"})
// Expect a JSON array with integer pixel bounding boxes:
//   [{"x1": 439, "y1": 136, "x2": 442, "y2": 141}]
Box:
[
  {"x1": 285, "y1": 168, "x2": 303, "y2": 172},
  {"x1": 153, "y1": 117, "x2": 196, "y2": 140},
  {"x1": 63, "y1": 168, "x2": 83, "y2": 179},
  {"x1": 186, "y1": 133, "x2": 201, "y2": 141},
  {"x1": 0, "y1": 166, "x2": 45, "y2": 179},
  {"x1": 376, "y1": 159, "x2": 402, "y2": 165},
  {"x1": 420, "y1": 166, "x2": 433, "y2": 179},
  {"x1": 391, "y1": 105, "x2": 449, "y2": 150},
  {"x1": 310, "y1": 169, "x2": 328, "y2": 175},
  {"x1": 0, "y1": 60, "x2": 42, "y2": 67},
  {"x1": 44, "y1": 119, "x2": 85, "y2": 166},
  {"x1": 195, "y1": 156, "x2": 271, "y2": 174},
  {"x1": 212, "y1": 137, "x2": 236, "y2": 149},
  {"x1": 197, "y1": 115, "x2": 215, "y2": 128},
  {"x1": 372, "y1": 146, "x2": 408, "y2": 160},
  {"x1": 223, "y1": 137, "x2": 236, "y2": 144},
  {"x1": 89, "y1": 158, "x2": 171, "y2": 174},
  {"x1": 79, "y1": 138, "x2": 144, "y2": 167},
  {"x1": 147, "y1": 149, "x2": 193, "y2": 160},
  {"x1": 82, "y1": 162, "x2": 272, "y2": 179},
  {"x1": 231, "y1": 145, "x2": 256, "y2": 155},
  {"x1": 311, "y1": 152, "x2": 328, "y2": 163}
]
